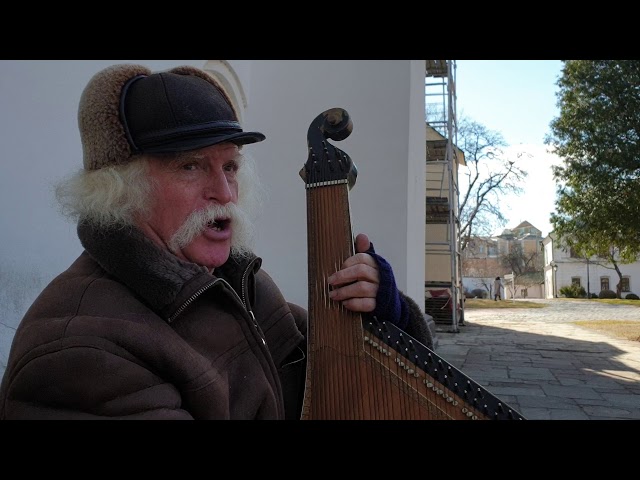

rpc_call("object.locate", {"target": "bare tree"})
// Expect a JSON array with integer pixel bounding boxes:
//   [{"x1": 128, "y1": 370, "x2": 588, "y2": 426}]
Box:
[
  {"x1": 457, "y1": 117, "x2": 528, "y2": 252},
  {"x1": 478, "y1": 278, "x2": 493, "y2": 298},
  {"x1": 499, "y1": 244, "x2": 540, "y2": 279},
  {"x1": 498, "y1": 243, "x2": 543, "y2": 298}
]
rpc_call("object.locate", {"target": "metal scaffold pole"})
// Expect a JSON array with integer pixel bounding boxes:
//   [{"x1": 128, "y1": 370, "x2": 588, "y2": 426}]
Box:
[{"x1": 424, "y1": 60, "x2": 464, "y2": 333}]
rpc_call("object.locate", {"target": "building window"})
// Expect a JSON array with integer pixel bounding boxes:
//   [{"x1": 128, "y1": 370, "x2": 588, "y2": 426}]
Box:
[
  {"x1": 621, "y1": 277, "x2": 630, "y2": 292},
  {"x1": 600, "y1": 277, "x2": 609, "y2": 291},
  {"x1": 571, "y1": 277, "x2": 581, "y2": 287}
]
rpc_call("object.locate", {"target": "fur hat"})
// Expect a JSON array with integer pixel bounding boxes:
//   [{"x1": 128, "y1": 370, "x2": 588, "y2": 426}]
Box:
[{"x1": 78, "y1": 64, "x2": 265, "y2": 171}]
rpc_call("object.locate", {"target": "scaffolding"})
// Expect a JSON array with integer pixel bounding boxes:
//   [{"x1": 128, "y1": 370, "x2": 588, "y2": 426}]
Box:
[{"x1": 424, "y1": 60, "x2": 465, "y2": 333}]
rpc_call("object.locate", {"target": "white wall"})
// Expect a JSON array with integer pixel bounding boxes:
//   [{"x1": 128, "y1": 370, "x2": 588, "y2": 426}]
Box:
[
  {"x1": 243, "y1": 60, "x2": 425, "y2": 307},
  {"x1": 503, "y1": 283, "x2": 543, "y2": 299},
  {"x1": 462, "y1": 277, "x2": 494, "y2": 297},
  {"x1": 554, "y1": 260, "x2": 640, "y2": 297},
  {"x1": 545, "y1": 235, "x2": 640, "y2": 297},
  {"x1": 0, "y1": 60, "x2": 425, "y2": 375}
]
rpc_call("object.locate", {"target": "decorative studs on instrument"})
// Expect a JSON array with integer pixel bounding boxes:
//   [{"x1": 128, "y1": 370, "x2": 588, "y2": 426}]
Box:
[
  {"x1": 364, "y1": 334, "x2": 392, "y2": 356},
  {"x1": 361, "y1": 310, "x2": 526, "y2": 420}
]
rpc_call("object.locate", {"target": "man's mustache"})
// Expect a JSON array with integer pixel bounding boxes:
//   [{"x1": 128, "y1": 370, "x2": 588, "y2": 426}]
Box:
[{"x1": 169, "y1": 203, "x2": 238, "y2": 252}]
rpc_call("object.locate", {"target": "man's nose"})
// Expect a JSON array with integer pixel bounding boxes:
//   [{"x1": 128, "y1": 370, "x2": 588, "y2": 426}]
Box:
[{"x1": 204, "y1": 170, "x2": 233, "y2": 204}]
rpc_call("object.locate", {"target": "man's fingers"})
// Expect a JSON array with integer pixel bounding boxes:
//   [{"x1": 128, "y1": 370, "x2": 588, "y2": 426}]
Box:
[
  {"x1": 326, "y1": 239, "x2": 380, "y2": 315},
  {"x1": 328, "y1": 261, "x2": 378, "y2": 286},
  {"x1": 338, "y1": 297, "x2": 376, "y2": 313},
  {"x1": 329, "y1": 280, "x2": 378, "y2": 301},
  {"x1": 341, "y1": 252, "x2": 378, "y2": 270},
  {"x1": 354, "y1": 233, "x2": 370, "y2": 253}
]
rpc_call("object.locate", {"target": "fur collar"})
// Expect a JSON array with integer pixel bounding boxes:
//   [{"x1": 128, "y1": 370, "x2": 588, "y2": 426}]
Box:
[{"x1": 77, "y1": 221, "x2": 257, "y2": 313}]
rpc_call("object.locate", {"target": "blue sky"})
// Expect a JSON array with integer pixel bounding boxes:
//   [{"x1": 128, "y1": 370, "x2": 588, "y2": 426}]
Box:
[{"x1": 454, "y1": 60, "x2": 564, "y2": 237}]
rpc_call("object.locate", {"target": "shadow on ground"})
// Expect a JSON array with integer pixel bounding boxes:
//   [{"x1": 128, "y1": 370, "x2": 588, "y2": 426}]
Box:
[{"x1": 433, "y1": 320, "x2": 640, "y2": 420}]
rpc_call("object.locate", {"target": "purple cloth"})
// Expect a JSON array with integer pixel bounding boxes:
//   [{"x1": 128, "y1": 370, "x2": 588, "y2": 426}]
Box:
[{"x1": 363, "y1": 242, "x2": 409, "y2": 330}]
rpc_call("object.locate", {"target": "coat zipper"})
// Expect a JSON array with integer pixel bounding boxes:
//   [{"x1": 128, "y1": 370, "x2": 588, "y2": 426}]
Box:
[
  {"x1": 240, "y1": 259, "x2": 266, "y2": 346},
  {"x1": 167, "y1": 279, "x2": 221, "y2": 323},
  {"x1": 167, "y1": 261, "x2": 266, "y2": 345}
]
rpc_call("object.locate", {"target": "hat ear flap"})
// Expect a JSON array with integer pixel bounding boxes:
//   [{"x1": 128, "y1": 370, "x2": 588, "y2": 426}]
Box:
[
  {"x1": 78, "y1": 64, "x2": 152, "y2": 171},
  {"x1": 168, "y1": 65, "x2": 239, "y2": 121},
  {"x1": 119, "y1": 74, "x2": 148, "y2": 154}
]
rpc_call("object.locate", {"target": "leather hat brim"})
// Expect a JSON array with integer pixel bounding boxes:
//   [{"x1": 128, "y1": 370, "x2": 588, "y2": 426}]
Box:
[{"x1": 139, "y1": 131, "x2": 266, "y2": 154}]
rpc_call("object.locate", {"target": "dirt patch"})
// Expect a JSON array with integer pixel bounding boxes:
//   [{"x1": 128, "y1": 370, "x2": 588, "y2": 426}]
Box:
[
  {"x1": 464, "y1": 299, "x2": 546, "y2": 309},
  {"x1": 573, "y1": 320, "x2": 640, "y2": 342}
]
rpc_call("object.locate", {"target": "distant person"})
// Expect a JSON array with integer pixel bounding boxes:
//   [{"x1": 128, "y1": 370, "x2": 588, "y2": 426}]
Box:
[{"x1": 494, "y1": 276, "x2": 503, "y2": 301}]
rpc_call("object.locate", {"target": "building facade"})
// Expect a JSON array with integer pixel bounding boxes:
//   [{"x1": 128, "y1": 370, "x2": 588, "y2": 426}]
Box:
[
  {"x1": 462, "y1": 221, "x2": 545, "y2": 298},
  {"x1": 541, "y1": 233, "x2": 640, "y2": 298}
]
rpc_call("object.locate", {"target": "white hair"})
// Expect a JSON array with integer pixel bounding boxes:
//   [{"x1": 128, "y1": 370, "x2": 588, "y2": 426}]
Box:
[
  {"x1": 55, "y1": 158, "x2": 153, "y2": 228},
  {"x1": 55, "y1": 149, "x2": 265, "y2": 255}
]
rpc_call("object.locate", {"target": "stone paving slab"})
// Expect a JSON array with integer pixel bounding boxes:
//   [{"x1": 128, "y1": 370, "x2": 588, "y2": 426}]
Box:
[{"x1": 434, "y1": 299, "x2": 640, "y2": 420}]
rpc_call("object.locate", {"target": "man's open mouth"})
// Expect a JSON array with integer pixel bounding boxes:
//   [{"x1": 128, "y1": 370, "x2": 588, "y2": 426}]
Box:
[{"x1": 207, "y1": 218, "x2": 230, "y2": 231}]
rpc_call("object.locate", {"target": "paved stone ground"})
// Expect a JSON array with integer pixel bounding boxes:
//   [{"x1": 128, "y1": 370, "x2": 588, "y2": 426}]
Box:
[{"x1": 433, "y1": 299, "x2": 640, "y2": 420}]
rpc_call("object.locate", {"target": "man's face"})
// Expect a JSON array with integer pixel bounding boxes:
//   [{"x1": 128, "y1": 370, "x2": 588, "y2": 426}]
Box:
[{"x1": 137, "y1": 142, "x2": 242, "y2": 269}]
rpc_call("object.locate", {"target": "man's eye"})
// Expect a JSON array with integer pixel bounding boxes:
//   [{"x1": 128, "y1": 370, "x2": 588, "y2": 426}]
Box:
[
  {"x1": 224, "y1": 162, "x2": 239, "y2": 172},
  {"x1": 182, "y1": 163, "x2": 199, "y2": 171}
]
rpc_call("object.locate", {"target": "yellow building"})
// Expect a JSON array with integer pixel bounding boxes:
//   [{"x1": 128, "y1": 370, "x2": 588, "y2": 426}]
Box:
[{"x1": 462, "y1": 221, "x2": 545, "y2": 298}]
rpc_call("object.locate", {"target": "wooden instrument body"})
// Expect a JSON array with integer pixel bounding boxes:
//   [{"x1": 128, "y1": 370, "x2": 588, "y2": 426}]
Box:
[{"x1": 299, "y1": 108, "x2": 525, "y2": 420}]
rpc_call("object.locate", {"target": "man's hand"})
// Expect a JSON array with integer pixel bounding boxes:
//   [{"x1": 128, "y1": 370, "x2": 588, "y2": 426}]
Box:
[{"x1": 327, "y1": 233, "x2": 380, "y2": 312}]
